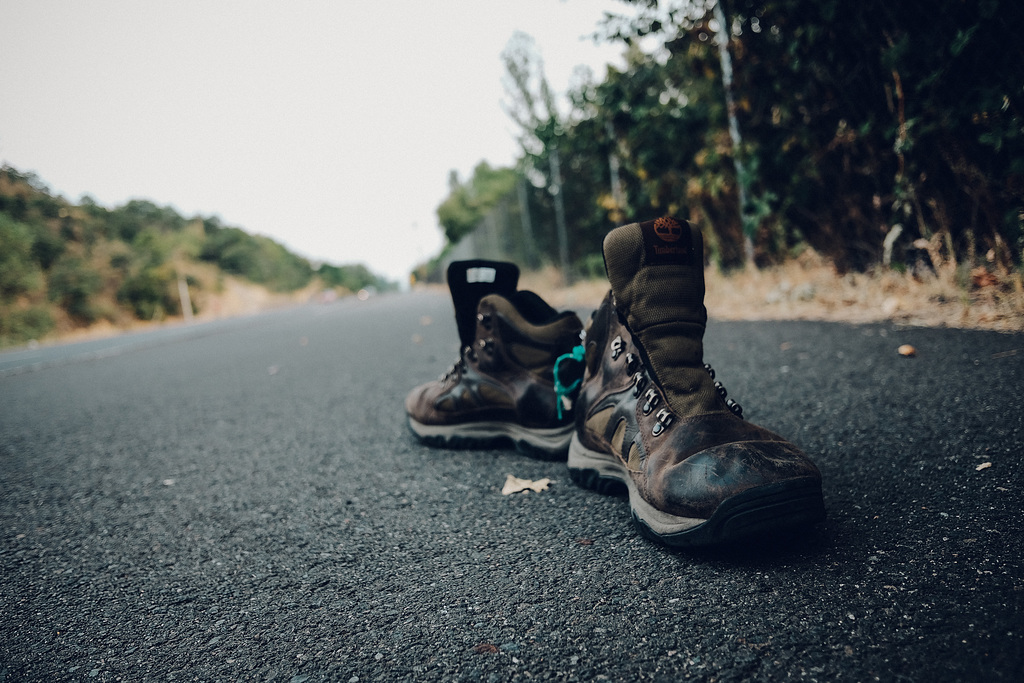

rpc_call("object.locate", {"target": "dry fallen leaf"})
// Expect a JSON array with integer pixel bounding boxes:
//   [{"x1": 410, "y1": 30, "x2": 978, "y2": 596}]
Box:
[
  {"x1": 473, "y1": 643, "x2": 499, "y2": 654},
  {"x1": 898, "y1": 344, "x2": 917, "y2": 357},
  {"x1": 501, "y1": 474, "x2": 552, "y2": 495},
  {"x1": 976, "y1": 462, "x2": 992, "y2": 471}
]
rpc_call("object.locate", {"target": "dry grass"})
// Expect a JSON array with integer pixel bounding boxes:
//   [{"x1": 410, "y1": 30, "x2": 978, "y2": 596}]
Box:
[
  {"x1": 52, "y1": 270, "x2": 320, "y2": 346},
  {"x1": 41, "y1": 250, "x2": 1024, "y2": 349},
  {"x1": 521, "y1": 251, "x2": 1024, "y2": 332}
]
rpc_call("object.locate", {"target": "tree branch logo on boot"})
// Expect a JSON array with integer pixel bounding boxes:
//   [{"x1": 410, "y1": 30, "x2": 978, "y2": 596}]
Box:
[{"x1": 642, "y1": 217, "x2": 692, "y2": 265}]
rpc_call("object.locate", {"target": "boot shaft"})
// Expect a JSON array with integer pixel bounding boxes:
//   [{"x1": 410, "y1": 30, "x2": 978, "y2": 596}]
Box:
[
  {"x1": 475, "y1": 292, "x2": 583, "y2": 382},
  {"x1": 446, "y1": 260, "x2": 520, "y2": 349},
  {"x1": 601, "y1": 218, "x2": 724, "y2": 417}
]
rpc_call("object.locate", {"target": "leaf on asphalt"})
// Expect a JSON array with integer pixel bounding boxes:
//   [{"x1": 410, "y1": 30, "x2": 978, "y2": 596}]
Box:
[
  {"x1": 897, "y1": 344, "x2": 917, "y2": 357},
  {"x1": 976, "y1": 462, "x2": 992, "y2": 471},
  {"x1": 473, "y1": 643, "x2": 499, "y2": 654},
  {"x1": 502, "y1": 474, "x2": 551, "y2": 495}
]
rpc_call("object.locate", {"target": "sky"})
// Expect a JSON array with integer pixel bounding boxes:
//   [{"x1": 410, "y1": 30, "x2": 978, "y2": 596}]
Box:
[{"x1": 0, "y1": 0, "x2": 629, "y2": 284}]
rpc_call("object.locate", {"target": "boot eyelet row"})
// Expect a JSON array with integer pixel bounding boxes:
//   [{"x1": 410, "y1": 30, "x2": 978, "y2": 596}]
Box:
[
  {"x1": 714, "y1": 381, "x2": 727, "y2": 399},
  {"x1": 705, "y1": 363, "x2": 745, "y2": 417},
  {"x1": 476, "y1": 312, "x2": 493, "y2": 330}
]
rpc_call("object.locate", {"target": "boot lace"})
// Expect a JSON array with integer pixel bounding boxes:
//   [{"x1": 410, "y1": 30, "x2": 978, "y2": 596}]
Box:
[
  {"x1": 553, "y1": 344, "x2": 586, "y2": 420},
  {"x1": 439, "y1": 346, "x2": 476, "y2": 383}
]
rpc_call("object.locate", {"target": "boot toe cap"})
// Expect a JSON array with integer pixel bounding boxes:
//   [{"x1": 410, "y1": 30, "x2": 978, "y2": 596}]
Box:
[
  {"x1": 406, "y1": 381, "x2": 445, "y2": 424},
  {"x1": 654, "y1": 439, "x2": 822, "y2": 519}
]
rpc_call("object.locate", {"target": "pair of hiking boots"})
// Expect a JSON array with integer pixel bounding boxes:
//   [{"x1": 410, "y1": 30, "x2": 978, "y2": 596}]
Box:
[{"x1": 406, "y1": 218, "x2": 825, "y2": 548}]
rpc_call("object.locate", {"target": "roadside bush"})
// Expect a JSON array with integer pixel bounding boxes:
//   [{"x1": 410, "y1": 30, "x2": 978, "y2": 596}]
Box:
[
  {"x1": 0, "y1": 214, "x2": 43, "y2": 299},
  {"x1": 30, "y1": 223, "x2": 66, "y2": 270},
  {"x1": 117, "y1": 266, "x2": 178, "y2": 320},
  {"x1": 47, "y1": 255, "x2": 102, "y2": 323},
  {"x1": 201, "y1": 226, "x2": 312, "y2": 291},
  {"x1": 0, "y1": 305, "x2": 54, "y2": 346}
]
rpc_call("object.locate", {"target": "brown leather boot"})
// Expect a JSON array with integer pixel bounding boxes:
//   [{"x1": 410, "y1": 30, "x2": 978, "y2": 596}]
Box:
[
  {"x1": 569, "y1": 218, "x2": 825, "y2": 546},
  {"x1": 406, "y1": 260, "x2": 584, "y2": 459}
]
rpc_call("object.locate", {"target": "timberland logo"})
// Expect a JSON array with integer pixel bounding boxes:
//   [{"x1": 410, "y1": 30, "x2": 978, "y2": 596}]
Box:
[
  {"x1": 652, "y1": 217, "x2": 683, "y2": 243},
  {"x1": 641, "y1": 217, "x2": 691, "y2": 265},
  {"x1": 653, "y1": 244, "x2": 687, "y2": 256}
]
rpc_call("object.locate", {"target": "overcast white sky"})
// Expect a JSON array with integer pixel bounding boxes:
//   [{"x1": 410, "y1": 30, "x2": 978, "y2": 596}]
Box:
[{"x1": 0, "y1": 0, "x2": 629, "y2": 284}]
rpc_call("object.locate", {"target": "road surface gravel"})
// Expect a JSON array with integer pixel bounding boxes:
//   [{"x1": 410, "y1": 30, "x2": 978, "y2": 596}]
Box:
[{"x1": 1, "y1": 291, "x2": 1022, "y2": 681}]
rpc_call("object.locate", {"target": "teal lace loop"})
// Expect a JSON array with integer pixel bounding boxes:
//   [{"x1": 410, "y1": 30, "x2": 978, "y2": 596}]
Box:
[{"x1": 553, "y1": 344, "x2": 586, "y2": 420}]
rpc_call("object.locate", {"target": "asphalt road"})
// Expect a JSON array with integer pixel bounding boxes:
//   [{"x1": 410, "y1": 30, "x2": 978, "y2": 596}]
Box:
[{"x1": 2, "y1": 291, "x2": 1022, "y2": 682}]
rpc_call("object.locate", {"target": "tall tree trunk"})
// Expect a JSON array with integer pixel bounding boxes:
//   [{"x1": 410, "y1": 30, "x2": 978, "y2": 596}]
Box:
[{"x1": 714, "y1": 0, "x2": 755, "y2": 267}]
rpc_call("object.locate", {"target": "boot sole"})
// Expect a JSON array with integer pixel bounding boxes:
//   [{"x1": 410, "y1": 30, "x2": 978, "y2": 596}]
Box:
[
  {"x1": 408, "y1": 418, "x2": 572, "y2": 460},
  {"x1": 568, "y1": 434, "x2": 825, "y2": 547}
]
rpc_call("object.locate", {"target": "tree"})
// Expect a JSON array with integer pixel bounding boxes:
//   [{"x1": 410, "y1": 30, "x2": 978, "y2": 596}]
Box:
[
  {"x1": 48, "y1": 254, "x2": 103, "y2": 322},
  {"x1": 0, "y1": 214, "x2": 43, "y2": 299},
  {"x1": 436, "y1": 162, "x2": 520, "y2": 244},
  {"x1": 595, "y1": 0, "x2": 1024, "y2": 269}
]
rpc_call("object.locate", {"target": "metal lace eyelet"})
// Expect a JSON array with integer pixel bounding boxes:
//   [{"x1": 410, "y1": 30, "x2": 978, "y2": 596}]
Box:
[
  {"x1": 726, "y1": 398, "x2": 743, "y2": 418},
  {"x1": 714, "y1": 381, "x2": 728, "y2": 399},
  {"x1": 704, "y1": 363, "x2": 716, "y2": 380},
  {"x1": 625, "y1": 353, "x2": 638, "y2": 373},
  {"x1": 476, "y1": 313, "x2": 492, "y2": 330},
  {"x1": 631, "y1": 372, "x2": 646, "y2": 397},
  {"x1": 652, "y1": 408, "x2": 674, "y2": 436},
  {"x1": 610, "y1": 335, "x2": 624, "y2": 360},
  {"x1": 641, "y1": 388, "x2": 660, "y2": 415},
  {"x1": 478, "y1": 338, "x2": 494, "y2": 353}
]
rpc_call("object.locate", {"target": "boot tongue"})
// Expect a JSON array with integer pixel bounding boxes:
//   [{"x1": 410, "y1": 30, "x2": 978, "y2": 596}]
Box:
[
  {"x1": 602, "y1": 218, "x2": 722, "y2": 416},
  {"x1": 446, "y1": 260, "x2": 520, "y2": 348}
]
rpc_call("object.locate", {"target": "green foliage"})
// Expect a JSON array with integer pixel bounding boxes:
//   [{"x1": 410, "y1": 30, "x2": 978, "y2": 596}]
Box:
[
  {"x1": 0, "y1": 163, "x2": 390, "y2": 345},
  {"x1": 0, "y1": 306, "x2": 54, "y2": 345},
  {"x1": 200, "y1": 226, "x2": 313, "y2": 291},
  {"x1": 109, "y1": 199, "x2": 186, "y2": 242},
  {"x1": 317, "y1": 263, "x2": 391, "y2": 293},
  {"x1": 47, "y1": 254, "x2": 103, "y2": 323},
  {"x1": 117, "y1": 265, "x2": 178, "y2": 320},
  {"x1": 30, "y1": 223, "x2": 66, "y2": 269},
  {"x1": 480, "y1": 1, "x2": 1024, "y2": 272},
  {"x1": 437, "y1": 163, "x2": 520, "y2": 244},
  {"x1": 0, "y1": 214, "x2": 43, "y2": 298}
]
